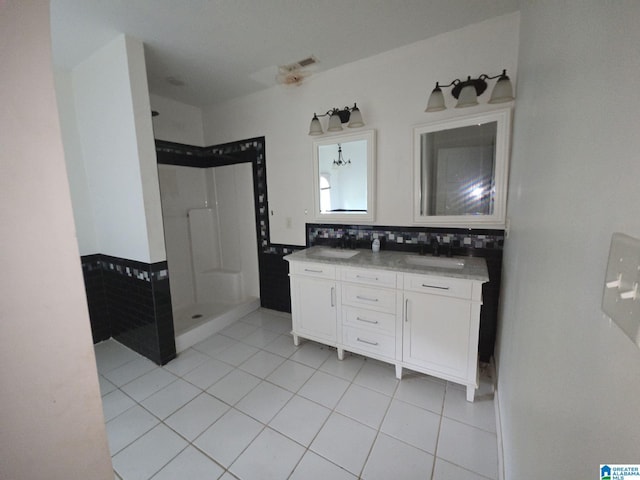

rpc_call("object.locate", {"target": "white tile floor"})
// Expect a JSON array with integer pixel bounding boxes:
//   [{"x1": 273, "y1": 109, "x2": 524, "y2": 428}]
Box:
[{"x1": 96, "y1": 308, "x2": 498, "y2": 480}]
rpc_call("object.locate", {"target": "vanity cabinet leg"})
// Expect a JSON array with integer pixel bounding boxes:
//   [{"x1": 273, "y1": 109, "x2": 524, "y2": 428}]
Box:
[
  {"x1": 337, "y1": 348, "x2": 344, "y2": 360},
  {"x1": 466, "y1": 385, "x2": 476, "y2": 402},
  {"x1": 292, "y1": 333, "x2": 300, "y2": 347},
  {"x1": 395, "y1": 364, "x2": 403, "y2": 379}
]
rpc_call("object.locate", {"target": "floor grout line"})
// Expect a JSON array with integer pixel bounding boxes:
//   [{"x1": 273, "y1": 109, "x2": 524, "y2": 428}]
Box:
[{"x1": 99, "y1": 308, "x2": 498, "y2": 480}]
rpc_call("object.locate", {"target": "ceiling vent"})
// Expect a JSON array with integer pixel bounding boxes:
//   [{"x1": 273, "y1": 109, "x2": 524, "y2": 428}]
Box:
[
  {"x1": 276, "y1": 56, "x2": 318, "y2": 86},
  {"x1": 297, "y1": 56, "x2": 317, "y2": 68}
]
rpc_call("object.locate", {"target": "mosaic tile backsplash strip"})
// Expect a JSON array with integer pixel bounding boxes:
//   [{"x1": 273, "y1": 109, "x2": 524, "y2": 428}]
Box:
[{"x1": 307, "y1": 224, "x2": 504, "y2": 251}]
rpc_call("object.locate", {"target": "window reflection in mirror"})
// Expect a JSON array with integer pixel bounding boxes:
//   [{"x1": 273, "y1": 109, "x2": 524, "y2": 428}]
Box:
[
  {"x1": 413, "y1": 108, "x2": 511, "y2": 227},
  {"x1": 420, "y1": 122, "x2": 496, "y2": 216}
]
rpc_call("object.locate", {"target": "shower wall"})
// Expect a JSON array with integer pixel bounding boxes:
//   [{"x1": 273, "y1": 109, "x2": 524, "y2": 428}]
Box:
[{"x1": 158, "y1": 162, "x2": 259, "y2": 312}]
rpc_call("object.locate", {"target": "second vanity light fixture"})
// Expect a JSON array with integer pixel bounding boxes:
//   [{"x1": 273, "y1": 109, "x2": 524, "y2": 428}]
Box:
[
  {"x1": 308, "y1": 103, "x2": 365, "y2": 135},
  {"x1": 425, "y1": 69, "x2": 514, "y2": 112}
]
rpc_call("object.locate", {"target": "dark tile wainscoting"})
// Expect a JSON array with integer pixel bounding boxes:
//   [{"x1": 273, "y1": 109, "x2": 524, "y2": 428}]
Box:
[{"x1": 81, "y1": 254, "x2": 175, "y2": 365}]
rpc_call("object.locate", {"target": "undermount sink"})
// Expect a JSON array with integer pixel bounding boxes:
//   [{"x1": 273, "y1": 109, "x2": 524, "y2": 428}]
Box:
[
  {"x1": 404, "y1": 255, "x2": 465, "y2": 270},
  {"x1": 312, "y1": 249, "x2": 361, "y2": 259}
]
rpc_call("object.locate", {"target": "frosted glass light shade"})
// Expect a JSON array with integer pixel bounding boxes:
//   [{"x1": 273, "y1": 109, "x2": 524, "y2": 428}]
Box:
[
  {"x1": 489, "y1": 76, "x2": 514, "y2": 104},
  {"x1": 455, "y1": 84, "x2": 478, "y2": 108},
  {"x1": 327, "y1": 113, "x2": 343, "y2": 132},
  {"x1": 425, "y1": 87, "x2": 446, "y2": 112},
  {"x1": 347, "y1": 106, "x2": 364, "y2": 128},
  {"x1": 308, "y1": 115, "x2": 323, "y2": 135}
]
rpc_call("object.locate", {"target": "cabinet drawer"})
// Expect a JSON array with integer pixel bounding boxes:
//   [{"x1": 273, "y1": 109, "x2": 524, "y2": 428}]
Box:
[
  {"x1": 342, "y1": 284, "x2": 397, "y2": 313},
  {"x1": 343, "y1": 326, "x2": 395, "y2": 358},
  {"x1": 403, "y1": 273, "x2": 472, "y2": 299},
  {"x1": 291, "y1": 262, "x2": 336, "y2": 279},
  {"x1": 341, "y1": 268, "x2": 397, "y2": 288},
  {"x1": 342, "y1": 306, "x2": 396, "y2": 335}
]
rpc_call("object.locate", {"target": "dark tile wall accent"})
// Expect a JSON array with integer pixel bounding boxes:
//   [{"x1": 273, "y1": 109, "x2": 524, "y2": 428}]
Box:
[
  {"x1": 81, "y1": 254, "x2": 110, "y2": 344},
  {"x1": 258, "y1": 253, "x2": 292, "y2": 312},
  {"x1": 307, "y1": 224, "x2": 504, "y2": 251},
  {"x1": 80, "y1": 254, "x2": 175, "y2": 365},
  {"x1": 156, "y1": 138, "x2": 296, "y2": 312}
]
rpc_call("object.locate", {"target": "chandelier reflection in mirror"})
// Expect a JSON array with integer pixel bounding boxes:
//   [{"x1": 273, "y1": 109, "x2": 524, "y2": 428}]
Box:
[
  {"x1": 332, "y1": 144, "x2": 351, "y2": 168},
  {"x1": 308, "y1": 103, "x2": 365, "y2": 136},
  {"x1": 425, "y1": 69, "x2": 514, "y2": 112}
]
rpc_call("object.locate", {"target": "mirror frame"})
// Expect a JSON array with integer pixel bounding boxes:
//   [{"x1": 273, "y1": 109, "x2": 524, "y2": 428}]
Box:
[
  {"x1": 412, "y1": 108, "x2": 511, "y2": 228},
  {"x1": 312, "y1": 129, "x2": 376, "y2": 223}
]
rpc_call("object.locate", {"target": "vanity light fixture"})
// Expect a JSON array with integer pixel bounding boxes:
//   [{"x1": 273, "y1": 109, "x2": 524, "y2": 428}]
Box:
[
  {"x1": 308, "y1": 103, "x2": 365, "y2": 135},
  {"x1": 332, "y1": 144, "x2": 351, "y2": 168},
  {"x1": 425, "y1": 69, "x2": 514, "y2": 112}
]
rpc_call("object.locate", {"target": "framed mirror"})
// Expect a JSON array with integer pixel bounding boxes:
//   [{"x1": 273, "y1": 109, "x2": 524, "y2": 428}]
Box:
[
  {"x1": 413, "y1": 108, "x2": 511, "y2": 227},
  {"x1": 312, "y1": 129, "x2": 376, "y2": 222}
]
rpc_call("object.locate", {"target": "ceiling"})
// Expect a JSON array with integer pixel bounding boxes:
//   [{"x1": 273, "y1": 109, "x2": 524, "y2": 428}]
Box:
[{"x1": 50, "y1": 0, "x2": 519, "y2": 108}]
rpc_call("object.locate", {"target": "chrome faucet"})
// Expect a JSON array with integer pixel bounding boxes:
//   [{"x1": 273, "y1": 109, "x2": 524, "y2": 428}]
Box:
[{"x1": 430, "y1": 238, "x2": 440, "y2": 257}]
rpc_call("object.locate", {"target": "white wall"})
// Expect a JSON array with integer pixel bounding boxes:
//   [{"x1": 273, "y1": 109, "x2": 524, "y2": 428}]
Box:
[
  {"x1": 70, "y1": 35, "x2": 166, "y2": 263},
  {"x1": 0, "y1": 2, "x2": 112, "y2": 478},
  {"x1": 150, "y1": 93, "x2": 205, "y2": 146},
  {"x1": 54, "y1": 70, "x2": 99, "y2": 254},
  {"x1": 498, "y1": 2, "x2": 640, "y2": 477},
  {"x1": 201, "y1": 13, "x2": 520, "y2": 245}
]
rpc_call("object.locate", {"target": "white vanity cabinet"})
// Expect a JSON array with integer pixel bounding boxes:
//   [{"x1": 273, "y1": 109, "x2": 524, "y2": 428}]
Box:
[
  {"x1": 285, "y1": 248, "x2": 488, "y2": 402},
  {"x1": 401, "y1": 273, "x2": 484, "y2": 401},
  {"x1": 289, "y1": 262, "x2": 337, "y2": 347}
]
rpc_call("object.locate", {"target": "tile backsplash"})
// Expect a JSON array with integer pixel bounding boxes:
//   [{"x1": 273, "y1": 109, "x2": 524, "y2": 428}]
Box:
[{"x1": 306, "y1": 224, "x2": 504, "y2": 252}]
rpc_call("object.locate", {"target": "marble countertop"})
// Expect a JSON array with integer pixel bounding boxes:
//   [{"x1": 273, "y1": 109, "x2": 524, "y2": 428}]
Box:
[{"x1": 284, "y1": 245, "x2": 489, "y2": 282}]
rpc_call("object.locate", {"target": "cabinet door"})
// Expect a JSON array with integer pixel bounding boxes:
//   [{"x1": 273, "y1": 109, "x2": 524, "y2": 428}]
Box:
[
  {"x1": 403, "y1": 292, "x2": 472, "y2": 380},
  {"x1": 291, "y1": 276, "x2": 337, "y2": 343}
]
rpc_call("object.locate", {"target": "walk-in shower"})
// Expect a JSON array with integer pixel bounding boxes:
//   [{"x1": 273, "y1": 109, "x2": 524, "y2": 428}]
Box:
[{"x1": 158, "y1": 162, "x2": 260, "y2": 352}]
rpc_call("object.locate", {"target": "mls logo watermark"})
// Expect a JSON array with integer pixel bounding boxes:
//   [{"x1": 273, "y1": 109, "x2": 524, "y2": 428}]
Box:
[{"x1": 601, "y1": 465, "x2": 640, "y2": 480}]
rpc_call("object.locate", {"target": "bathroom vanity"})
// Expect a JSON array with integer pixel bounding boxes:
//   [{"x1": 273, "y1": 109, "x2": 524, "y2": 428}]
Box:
[{"x1": 285, "y1": 246, "x2": 489, "y2": 401}]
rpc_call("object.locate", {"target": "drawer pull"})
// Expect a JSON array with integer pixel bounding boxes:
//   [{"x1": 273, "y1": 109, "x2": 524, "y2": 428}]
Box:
[
  {"x1": 356, "y1": 295, "x2": 379, "y2": 302},
  {"x1": 356, "y1": 274, "x2": 379, "y2": 281},
  {"x1": 356, "y1": 316, "x2": 379, "y2": 325},
  {"x1": 421, "y1": 284, "x2": 450, "y2": 290},
  {"x1": 331, "y1": 287, "x2": 335, "y2": 307},
  {"x1": 305, "y1": 268, "x2": 323, "y2": 273},
  {"x1": 356, "y1": 337, "x2": 379, "y2": 346}
]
